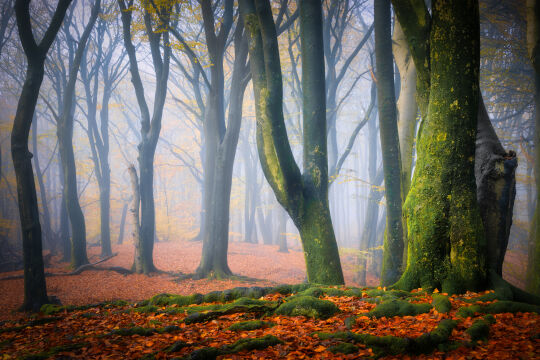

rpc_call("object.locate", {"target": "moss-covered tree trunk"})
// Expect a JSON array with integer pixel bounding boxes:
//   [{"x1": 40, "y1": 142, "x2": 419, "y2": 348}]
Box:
[
  {"x1": 375, "y1": 0, "x2": 404, "y2": 286},
  {"x1": 526, "y1": 0, "x2": 540, "y2": 296},
  {"x1": 394, "y1": 0, "x2": 486, "y2": 293},
  {"x1": 241, "y1": 0, "x2": 344, "y2": 285}
]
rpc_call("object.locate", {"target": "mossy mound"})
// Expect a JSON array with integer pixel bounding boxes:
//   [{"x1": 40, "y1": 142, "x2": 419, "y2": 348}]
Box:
[
  {"x1": 432, "y1": 294, "x2": 452, "y2": 313},
  {"x1": 228, "y1": 320, "x2": 275, "y2": 331},
  {"x1": 465, "y1": 315, "x2": 496, "y2": 342},
  {"x1": 411, "y1": 319, "x2": 458, "y2": 353},
  {"x1": 224, "y1": 334, "x2": 282, "y2": 353},
  {"x1": 271, "y1": 284, "x2": 311, "y2": 295},
  {"x1": 367, "y1": 299, "x2": 432, "y2": 318},
  {"x1": 182, "y1": 335, "x2": 282, "y2": 359},
  {"x1": 133, "y1": 305, "x2": 158, "y2": 314},
  {"x1": 274, "y1": 296, "x2": 339, "y2": 319},
  {"x1": 314, "y1": 319, "x2": 458, "y2": 356},
  {"x1": 314, "y1": 331, "x2": 408, "y2": 356},
  {"x1": 328, "y1": 342, "x2": 358, "y2": 354},
  {"x1": 106, "y1": 326, "x2": 156, "y2": 337},
  {"x1": 149, "y1": 293, "x2": 204, "y2": 307},
  {"x1": 165, "y1": 340, "x2": 188, "y2": 353},
  {"x1": 456, "y1": 300, "x2": 540, "y2": 318},
  {"x1": 183, "y1": 298, "x2": 277, "y2": 325}
]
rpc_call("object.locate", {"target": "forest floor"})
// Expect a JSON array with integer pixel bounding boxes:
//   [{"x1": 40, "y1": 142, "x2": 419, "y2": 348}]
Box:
[
  {"x1": 0, "y1": 240, "x2": 378, "y2": 321},
  {"x1": 0, "y1": 241, "x2": 537, "y2": 359}
]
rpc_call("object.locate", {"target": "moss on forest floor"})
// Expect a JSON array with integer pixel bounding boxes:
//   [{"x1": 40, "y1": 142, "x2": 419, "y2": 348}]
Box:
[{"x1": 3, "y1": 284, "x2": 539, "y2": 359}]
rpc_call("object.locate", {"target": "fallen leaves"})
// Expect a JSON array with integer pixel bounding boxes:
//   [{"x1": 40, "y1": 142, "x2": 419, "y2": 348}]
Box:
[{"x1": 0, "y1": 286, "x2": 538, "y2": 359}]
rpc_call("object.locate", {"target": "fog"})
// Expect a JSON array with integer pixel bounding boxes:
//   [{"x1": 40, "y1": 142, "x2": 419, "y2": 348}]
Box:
[{"x1": 0, "y1": 0, "x2": 534, "y2": 290}]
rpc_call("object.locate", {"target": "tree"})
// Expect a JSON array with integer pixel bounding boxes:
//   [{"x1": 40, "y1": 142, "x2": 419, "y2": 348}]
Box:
[
  {"x1": 374, "y1": 0, "x2": 403, "y2": 286},
  {"x1": 241, "y1": 0, "x2": 344, "y2": 284},
  {"x1": 118, "y1": 0, "x2": 171, "y2": 274},
  {"x1": 391, "y1": 0, "x2": 527, "y2": 299},
  {"x1": 12, "y1": 0, "x2": 73, "y2": 311},
  {"x1": 393, "y1": 19, "x2": 417, "y2": 198},
  {"x1": 57, "y1": 0, "x2": 101, "y2": 268},
  {"x1": 391, "y1": 0, "x2": 485, "y2": 292},
  {"x1": 526, "y1": 0, "x2": 540, "y2": 296},
  {"x1": 80, "y1": 9, "x2": 127, "y2": 257}
]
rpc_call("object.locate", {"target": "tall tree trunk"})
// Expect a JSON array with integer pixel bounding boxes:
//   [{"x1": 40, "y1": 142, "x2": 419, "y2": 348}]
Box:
[
  {"x1": 375, "y1": 0, "x2": 403, "y2": 286},
  {"x1": 475, "y1": 97, "x2": 517, "y2": 276},
  {"x1": 128, "y1": 165, "x2": 142, "y2": 272},
  {"x1": 59, "y1": 161, "x2": 71, "y2": 262},
  {"x1": 58, "y1": 0, "x2": 100, "y2": 268},
  {"x1": 394, "y1": 0, "x2": 485, "y2": 293},
  {"x1": 118, "y1": 0, "x2": 171, "y2": 273},
  {"x1": 277, "y1": 207, "x2": 288, "y2": 252},
  {"x1": 241, "y1": 0, "x2": 344, "y2": 284},
  {"x1": 12, "y1": 0, "x2": 73, "y2": 311},
  {"x1": 117, "y1": 201, "x2": 128, "y2": 245},
  {"x1": 196, "y1": 9, "x2": 246, "y2": 278},
  {"x1": 32, "y1": 116, "x2": 54, "y2": 254},
  {"x1": 526, "y1": 0, "x2": 540, "y2": 296}
]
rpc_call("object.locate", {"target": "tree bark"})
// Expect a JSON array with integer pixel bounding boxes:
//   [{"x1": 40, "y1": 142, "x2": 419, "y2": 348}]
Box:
[
  {"x1": 394, "y1": 0, "x2": 485, "y2": 293},
  {"x1": 375, "y1": 0, "x2": 404, "y2": 286},
  {"x1": 58, "y1": 0, "x2": 100, "y2": 268},
  {"x1": 526, "y1": 0, "x2": 540, "y2": 296},
  {"x1": 128, "y1": 165, "x2": 142, "y2": 273},
  {"x1": 118, "y1": 0, "x2": 171, "y2": 273},
  {"x1": 241, "y1": 0, "x2": 344, "y2": 285},
  {"x1": 117, "y1": 201, "x2": 128, "y2": 245},
  {"x1": 12, "y1": 0, "x2": 73, "y2": 311},
  {"x1": 196, "y1": 4, "x2": 247, "y2": 278},
  {"x1": 31, "y1": 116, "x2": 54, "y2": 254}
]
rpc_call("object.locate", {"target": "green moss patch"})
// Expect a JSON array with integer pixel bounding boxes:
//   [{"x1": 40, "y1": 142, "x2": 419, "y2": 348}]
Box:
[
  {"x1": 104, "y1": 325, "x2": 181, "y2": 337},
  {"x1": 133, "y1": 305, "x2": 158, "y2": 314},
  {"x1": 106, "y1": 326, "x2": 156, "y2": 337},
  {"x1": 328, "y1": 342, "x2": 358, "y2": 354},
  {"x1": 314, "y1": 319, "x2": 458, "y2": 357},
  {"x1": 274, "y1": 296, "x2": 339, "y2": 319},
  {"x1": 456, "y1": 300, "x2": 540, "y2": 318},
  {"x1": 314, "y1": 331, "x2": 408, "y2": 356},
  {"x1": 411, "y1": 319, "x2": 458, "y2": 353},
  {"x1": 149, "y1": 293, "x2": 204, "y2": 307},
  {"x1": 367, "y1": 299, "x2": 431, "y2": 318},
  {"x1": 228, "y1": 320, "x2": 275, "y2": 331},
  {"x1": 182, "y1": 335, "x2": 282, "y2": 359},
  {"x1": 165, "y1": 340, "x2": 188, "y2": 353},
  {"x1": 432, "y1": 294, "x2": 452, "y2": 313},
  {"x1": 184, "y1": 298, "x2": 277, "y2": 325},
  {"x1": 465, "y1": 315, "x2": 496, "y2": 342}
]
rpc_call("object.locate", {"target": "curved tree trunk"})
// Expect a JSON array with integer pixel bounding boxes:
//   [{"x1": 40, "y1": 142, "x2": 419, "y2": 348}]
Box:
[
  {"x1": 241, "y1": 0, "x2": 344, "y2": 285},
  {"x1": 12, "y1": 0, "x2": 73, "y2": 311}
]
